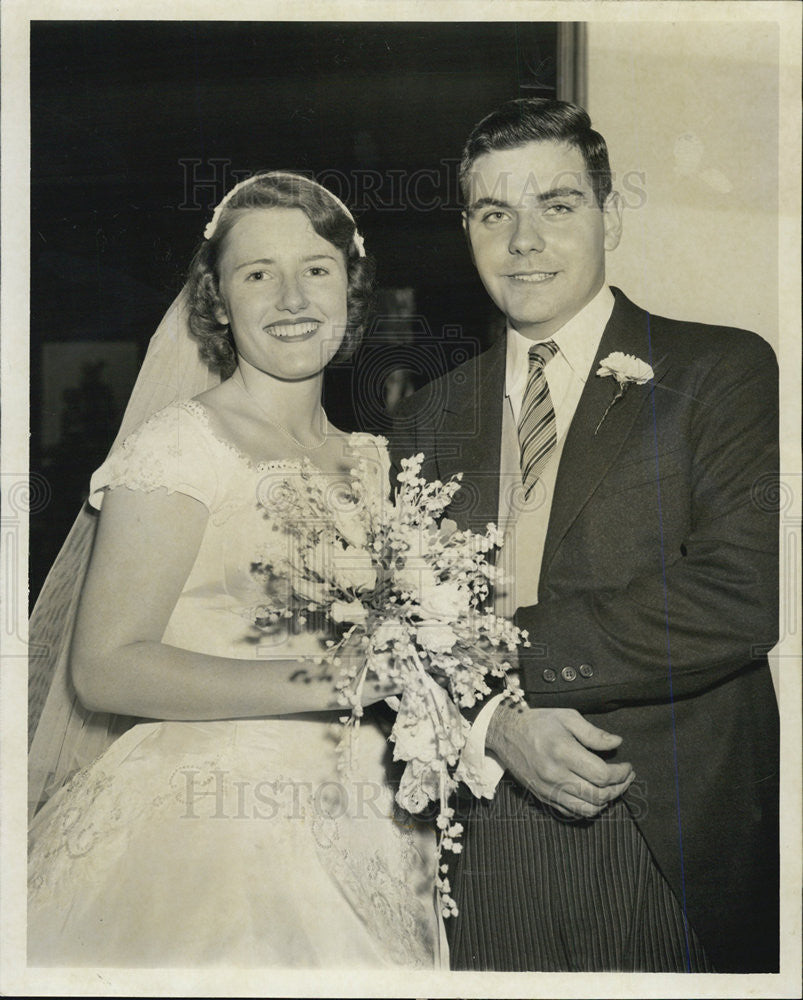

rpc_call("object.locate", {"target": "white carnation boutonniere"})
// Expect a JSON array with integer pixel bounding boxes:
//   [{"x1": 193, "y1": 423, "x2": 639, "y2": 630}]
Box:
[{"x1": 594, "y1": 352, "x2": 654, "y2": 435}]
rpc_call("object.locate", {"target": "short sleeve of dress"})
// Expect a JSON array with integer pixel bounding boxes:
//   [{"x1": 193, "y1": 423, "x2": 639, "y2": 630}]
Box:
[{"x1": 88, "y1": 402, "x2": 217, "y2": 511}]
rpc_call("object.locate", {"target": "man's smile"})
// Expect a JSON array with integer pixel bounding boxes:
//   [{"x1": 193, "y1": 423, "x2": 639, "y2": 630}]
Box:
[{"x1": 506, "y1": 271, "x2": 558, "y2": 283}]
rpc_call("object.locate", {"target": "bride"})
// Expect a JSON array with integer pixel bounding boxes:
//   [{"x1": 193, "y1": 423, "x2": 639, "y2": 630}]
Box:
[{"x1": 28, "y1": 171, "x2": 444, "y2": 968}]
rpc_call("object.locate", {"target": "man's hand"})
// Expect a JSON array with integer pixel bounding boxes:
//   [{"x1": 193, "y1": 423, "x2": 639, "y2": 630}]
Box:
[{"x1": 486, "y1": 702, "x2": 635, "y2": 819}]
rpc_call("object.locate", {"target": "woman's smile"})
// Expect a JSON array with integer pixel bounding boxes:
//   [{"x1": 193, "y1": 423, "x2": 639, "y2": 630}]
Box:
[{"x1": 264, "y1": 318, "x2": 322, "y2": 340}]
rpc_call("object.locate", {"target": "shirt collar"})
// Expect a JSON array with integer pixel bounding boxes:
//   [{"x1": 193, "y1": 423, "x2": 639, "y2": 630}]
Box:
[{"x1": 505, "y1": 284, "x2": 615, "y2": 398}]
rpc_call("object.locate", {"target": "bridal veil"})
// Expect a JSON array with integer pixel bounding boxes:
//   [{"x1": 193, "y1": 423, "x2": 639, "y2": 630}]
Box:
[{"x1": 27, "y1": 287, "x2": 220, "y2": 819}]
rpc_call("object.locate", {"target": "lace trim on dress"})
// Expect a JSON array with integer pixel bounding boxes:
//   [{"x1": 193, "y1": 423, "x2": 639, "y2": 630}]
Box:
[
  {"x1": 180, "y1": 399, "x2": 391, "y2": 529},
  {"x1": 88, "y1": 403, "x2": 218, "y2": 511},
  {"x1": 92, "y1": 395, "x2": 390, "y2": 497},
  {"x1": 28, "y1": 763, "x2": 125, "y2": 904},
  {"x1": 181, "y1": 399, "x2": 288, "y2": 473},
  {"x1": 183, "y1": 397, "x2": 390, "y2": 485},
  {"x1": 310, "y1": 787, "x2": 439, "y2": 968}
]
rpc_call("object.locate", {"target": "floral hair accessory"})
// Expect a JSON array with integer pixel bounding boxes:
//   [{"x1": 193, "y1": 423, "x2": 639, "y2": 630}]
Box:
[
  {"x1": 594, "y1": 352, "x2": 654, "y2": 434},
  {"x1": 203, "y1": 171, "x2": 367, "y2": 257}
]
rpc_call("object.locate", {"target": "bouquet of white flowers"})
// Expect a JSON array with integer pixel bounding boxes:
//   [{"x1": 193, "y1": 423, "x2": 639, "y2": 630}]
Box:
[{"x1": 248, "y1": 451, "x2": 526, "y2": 916}]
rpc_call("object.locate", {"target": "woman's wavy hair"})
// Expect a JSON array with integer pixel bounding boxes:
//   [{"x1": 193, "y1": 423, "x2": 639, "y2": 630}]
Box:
[{"x1": 187, "y1": 171, "x2": 375, "y2": 378}]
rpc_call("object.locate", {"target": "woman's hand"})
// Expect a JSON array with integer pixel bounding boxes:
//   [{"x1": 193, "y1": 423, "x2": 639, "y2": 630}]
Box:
[{"x1": 329, "y1": 630, "x2": 402, "y2": 707}]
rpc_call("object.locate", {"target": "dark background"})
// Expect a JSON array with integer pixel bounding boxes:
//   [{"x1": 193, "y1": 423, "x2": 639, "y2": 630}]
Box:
[{"x1": 30, "y1": 19, "x2": 563, "y2": 605}]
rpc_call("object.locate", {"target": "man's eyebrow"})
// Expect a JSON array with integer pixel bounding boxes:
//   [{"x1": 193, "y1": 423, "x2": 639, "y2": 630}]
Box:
[
  {"x1": 467, "y1": 196, "x2": 509, "y2": 213},
  {"x1": 467, "y1": 188, "x2": 588, "y2": 214},
  {"x1": 538, "y1": 187, "x2": 587, "y2": 202}
]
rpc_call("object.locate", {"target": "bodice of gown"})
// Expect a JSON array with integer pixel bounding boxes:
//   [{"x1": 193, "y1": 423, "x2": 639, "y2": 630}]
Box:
[{"x1": 89, "y1": 398, "x2": 390, "y2": 665}]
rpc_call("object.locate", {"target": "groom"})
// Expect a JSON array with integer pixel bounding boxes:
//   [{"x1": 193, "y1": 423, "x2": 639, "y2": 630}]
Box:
[{"x1": 390, "y1": 99, "x2": 779, "y2": 972}]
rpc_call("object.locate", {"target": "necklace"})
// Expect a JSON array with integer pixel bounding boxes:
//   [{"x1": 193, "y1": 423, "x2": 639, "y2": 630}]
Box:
[{"x1": 232, "y1": 373, "x2": 328, "y2": 451}]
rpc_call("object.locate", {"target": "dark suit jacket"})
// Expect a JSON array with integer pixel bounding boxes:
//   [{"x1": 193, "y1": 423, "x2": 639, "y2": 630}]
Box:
[{"x1": 390, "y1": 288, "x2": 779, "y2": 973}]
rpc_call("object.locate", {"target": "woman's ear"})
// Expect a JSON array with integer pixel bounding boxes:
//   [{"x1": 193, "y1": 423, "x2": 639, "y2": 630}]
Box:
[{"x1": 213, "y1": 297, "x2": 229, "y2": 326}]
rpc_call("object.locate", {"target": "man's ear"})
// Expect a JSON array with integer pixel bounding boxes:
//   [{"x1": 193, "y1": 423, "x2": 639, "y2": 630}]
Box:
[
  {"x1": 602, "y1": 191, "x2": 624, "y2": 251},
  {"x1": 461, "y1": 211, "x2": 476, "y2": 267}
]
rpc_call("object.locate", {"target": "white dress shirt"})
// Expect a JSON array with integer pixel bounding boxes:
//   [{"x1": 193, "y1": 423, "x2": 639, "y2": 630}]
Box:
[{"x1": 457, "y1": 285, "x2": 615, "y2": 797}]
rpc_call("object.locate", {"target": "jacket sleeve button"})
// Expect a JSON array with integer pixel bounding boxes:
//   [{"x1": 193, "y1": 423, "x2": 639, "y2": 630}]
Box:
[
  {"x1": 543, "y1": 668, "x2": 557, "y2": 683},
  {"x1": 579, "y1": 663, "x2": 594, "y2": 678},
  {"x1": 561, "y1": 666, "x2": 577, "y2": 682}
]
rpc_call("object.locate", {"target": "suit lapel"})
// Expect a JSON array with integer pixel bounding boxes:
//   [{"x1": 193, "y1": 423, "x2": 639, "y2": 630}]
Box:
[
  {"x1": 437, "y1": 335, "x2": 506, "y2": 532},
  {"x1": 541, "y1": 290, "x2": 671, "y2": 580}
]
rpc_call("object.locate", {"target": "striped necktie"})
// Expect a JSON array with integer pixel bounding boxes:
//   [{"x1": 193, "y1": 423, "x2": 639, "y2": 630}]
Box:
[{"x1": 518, "y1": 340, "x2": 559, "y2": 499}]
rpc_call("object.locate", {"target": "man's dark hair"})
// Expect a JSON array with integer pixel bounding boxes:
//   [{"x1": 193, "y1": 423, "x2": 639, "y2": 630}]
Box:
[{"x1": 459, "y1": 98, "x2": 613, "y2": 210}]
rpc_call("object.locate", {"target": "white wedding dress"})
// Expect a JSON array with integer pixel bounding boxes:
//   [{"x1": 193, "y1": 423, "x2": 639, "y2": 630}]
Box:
[{"x1": 28, "y1": 400, "x2": 444, "y2": 968}]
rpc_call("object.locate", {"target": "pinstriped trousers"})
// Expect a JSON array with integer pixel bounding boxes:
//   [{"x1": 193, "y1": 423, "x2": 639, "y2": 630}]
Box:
[{"x1": 446, "y1": 781, "x2": 713, "y2": 972}]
